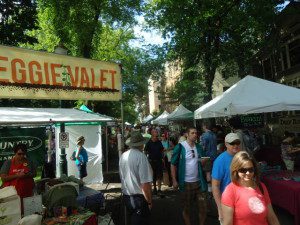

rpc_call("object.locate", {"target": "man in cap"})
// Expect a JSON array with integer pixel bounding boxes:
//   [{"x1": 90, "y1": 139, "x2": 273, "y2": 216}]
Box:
[
  {"x1": 119, "y1": 130, "x2": 153, "y2": 225},
  {"x1": 211, "y1": 133, "x2": 241, "y2": 224},
  {"x1": 75, "y1": 136, "x2": 88, "y2": 181}
]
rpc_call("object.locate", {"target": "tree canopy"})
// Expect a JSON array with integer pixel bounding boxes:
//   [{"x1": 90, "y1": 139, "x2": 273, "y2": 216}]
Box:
[
  {"x1": 145, "y1": 0, "x2": 284, "y2": 103},
  {"x1": 0, "y1": 0, "x2": 167, "y2": 123},
  {"x1": 0, "y1": 0, "x2": 37, "y2": 45}
]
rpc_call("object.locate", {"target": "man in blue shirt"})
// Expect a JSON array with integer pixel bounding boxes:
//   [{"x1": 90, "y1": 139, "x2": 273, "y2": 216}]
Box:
[
  {"x1": 211, "y1": 133, "x2": 240, "y2": 224},
  {"x1": 201, "y1": 122, "x2": 217, "y2": 182},
  {"x1": 201, "y1": 122, "x2": 217, "y2": 161}
]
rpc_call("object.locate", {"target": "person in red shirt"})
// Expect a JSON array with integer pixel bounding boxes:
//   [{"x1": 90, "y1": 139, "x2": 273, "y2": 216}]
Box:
[
  {"x1": 0, "y1": 143, "x2": 36, "y2": 211},
  {"x1": 221, "y1": 151, "x2": 280, "y2": 225}
]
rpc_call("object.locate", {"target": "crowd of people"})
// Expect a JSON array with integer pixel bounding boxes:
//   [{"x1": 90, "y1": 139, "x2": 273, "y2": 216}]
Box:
[
  {"x1": 119, "y1": 124, "x2": 283, "y2": 225},
  {"x1": 0, "y1": 120, "x2": 297, "y2": 225}
]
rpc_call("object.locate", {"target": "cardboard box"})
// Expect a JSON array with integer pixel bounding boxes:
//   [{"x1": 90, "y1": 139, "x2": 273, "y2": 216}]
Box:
[
  {"x1": 0, "y1": 187, "x2": 21, "y2": 225},
  {"x1": 23, "y1": 195, "x2": 43, "y2": 216}
]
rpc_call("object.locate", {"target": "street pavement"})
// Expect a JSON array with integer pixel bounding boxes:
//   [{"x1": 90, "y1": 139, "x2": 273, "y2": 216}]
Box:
[{"x1": 93, "y1": 183, "x2": 295, "y2": 225}]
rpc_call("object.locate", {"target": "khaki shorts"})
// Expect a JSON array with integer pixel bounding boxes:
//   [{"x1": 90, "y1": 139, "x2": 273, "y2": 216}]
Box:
[{"x1": 181, "y1": 182, "x2": 207, "y2": 215}]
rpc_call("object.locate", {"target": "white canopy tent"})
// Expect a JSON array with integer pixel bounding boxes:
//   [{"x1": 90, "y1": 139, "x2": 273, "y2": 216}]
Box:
[
  {"x1": 167, "y1": 104, "x2": 194, "y2": 121},
  {"x1": 194, "y1": 75, "x2": 300, "y2": 119},
  {"x1": 0, "y1": 107, "x2": 114, "y2": 184},
  {"x1": 0, "y1": 107, "x2": 112, "y2": 125},
  {"x1": 142, "y1": 114, "x2": 154, "y2": 123},
  {"x1": 151, "y1": 111, "x2": 169, "y2": 125}
]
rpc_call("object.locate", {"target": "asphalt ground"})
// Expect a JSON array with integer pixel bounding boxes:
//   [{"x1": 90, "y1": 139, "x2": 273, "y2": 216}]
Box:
[{"x1": 91, "y1": 183, "x2": 295, "y2": 225}]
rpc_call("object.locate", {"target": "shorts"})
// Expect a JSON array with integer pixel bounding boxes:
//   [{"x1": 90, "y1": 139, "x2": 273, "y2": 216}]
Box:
[
  {"x1": 181, "y1": 182, "x2": 207, "y2": 215},
  {"x1": 77, "y1": 162, "x2": 87, "y2": 179},
  {"x1": 150, "y1": 160, "x2": 163, "y2": 181}
]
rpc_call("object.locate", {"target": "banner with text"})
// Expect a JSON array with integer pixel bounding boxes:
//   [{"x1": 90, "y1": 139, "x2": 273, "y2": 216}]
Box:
[
  {"x1": 0, "y1": 45, "x2": 121, "y2": 101},
  {"x1": 0, "y1": 127, "x2": 46, "y2": 167}
]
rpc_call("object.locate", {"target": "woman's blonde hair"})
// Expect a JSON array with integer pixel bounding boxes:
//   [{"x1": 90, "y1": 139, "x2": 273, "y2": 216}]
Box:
[{"x1": 230, "y1": 151, "x2": 260, "y2": 186}]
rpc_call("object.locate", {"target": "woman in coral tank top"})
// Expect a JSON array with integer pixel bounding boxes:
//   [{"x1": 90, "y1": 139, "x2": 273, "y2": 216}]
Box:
[{"x1": 221, "y1": 151, "x2": 280, "y2": 225}]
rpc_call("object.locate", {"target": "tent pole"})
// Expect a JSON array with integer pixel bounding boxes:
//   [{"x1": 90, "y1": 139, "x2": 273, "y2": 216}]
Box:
[
  {"x1": 59, "y1": 122, "x2": 68, "y2": 176},
  {"x1": 121, "y1": 100, "x2": 125, "y2": 152},
  {"x1": 105, "y1": 126, "x2": 109, "y2": 173}
]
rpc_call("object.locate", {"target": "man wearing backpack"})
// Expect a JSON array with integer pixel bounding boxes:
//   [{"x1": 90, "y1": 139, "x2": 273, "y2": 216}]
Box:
[{"x1": 171, "y1": 127, "x2": 208, "y2": 225}]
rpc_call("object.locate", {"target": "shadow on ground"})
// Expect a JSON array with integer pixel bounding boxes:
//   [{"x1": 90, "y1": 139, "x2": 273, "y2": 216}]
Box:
[{"x1": 99, "y1": 185, "x2": 294, "y2": 225}]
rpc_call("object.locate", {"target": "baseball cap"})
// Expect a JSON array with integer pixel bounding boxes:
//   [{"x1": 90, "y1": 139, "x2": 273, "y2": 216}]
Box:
[{"x1": 225, "y1": 133, "x2": 240, "y2": 143}]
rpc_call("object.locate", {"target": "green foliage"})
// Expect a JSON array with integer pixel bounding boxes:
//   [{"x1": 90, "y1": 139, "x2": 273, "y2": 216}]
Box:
[
  {"x1": 18, "y1": 0, "x2": 166, "y2": 123},
  {"x1": 34, "y1": 0, "x2": 143, "y2": 58},
  {"x1": 145, "y1": 0, "x2": 284, "y2": 102},
  {"x1": 0, "y1": 0, "x2": 37, "y2": 46}
]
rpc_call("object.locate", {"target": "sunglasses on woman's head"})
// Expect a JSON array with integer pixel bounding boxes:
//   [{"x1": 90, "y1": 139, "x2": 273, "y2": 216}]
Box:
[{"x1": 238, "y1": 167, "x2": 254, "y2": 173}]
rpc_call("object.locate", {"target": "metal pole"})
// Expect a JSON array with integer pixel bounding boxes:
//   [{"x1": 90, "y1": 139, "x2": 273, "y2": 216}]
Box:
[
  {"x1": 55, "y1": 44, "x2": 68, "y2": 177},
  {"x1": 121, "y1": 100, "x2": 125, "y2": 152},
  {"x1": 105, "y1": 126, "x2": 109, "y2": 173},
  {"x1": 59, "y1": 123, "x2": 68, "y2": 176}
]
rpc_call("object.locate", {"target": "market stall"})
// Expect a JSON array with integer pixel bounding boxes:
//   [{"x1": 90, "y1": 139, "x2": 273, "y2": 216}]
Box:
[
  {"x1": 194, "y1": 75, "x2": 300, "y2": 119},
  {"x1": 0, "y1": 107, "x2": 114, "y2": 224},
  {"x1": 261, "y1": 170, "x2": 300, "y2": 225},
  {"x1": 166, "y1": 104, "x2": 194, "y2": 132},
  {"x1": 167, "y1": 104, "x2": 194, "y2": 122},
  {"x1": 194, "y1": 75, "x2": 300, "y2": 223},
  {"x1": 151, "y1": 110, "x2": 169, "y2": 125},
  {"x1": 142, "y1": 114, "x2": 154, "y2": 124}
]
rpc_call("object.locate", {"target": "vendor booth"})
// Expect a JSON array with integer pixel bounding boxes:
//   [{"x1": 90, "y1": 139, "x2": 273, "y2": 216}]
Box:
[
  {"x1": 0, "y1": 107, "x2": 114, "y2": 183},
  {"x1": 151, "y1": 110, "x2": 169, "y2": 125},
  {"x1": 0, "y1": 45, "x2": 122, "y2": 224},
  {"x1": 167, "y1": 104, "x2": 194, "y2": 122},
  {"x1": 0, "y1": 107, "x2": 114, "y2": 224},
  {"x1": 194, "y1": 75, "x2": 300, "y2": 225},
  {"x1": 142, "y1": 114, "x2": 154, "y2": 124},
  {"x1": 194, "y1": 75, "x2": 300, "y2": 119},
  {"x1": 166, "y1": 104, "x2": 194, "y2": 132}
]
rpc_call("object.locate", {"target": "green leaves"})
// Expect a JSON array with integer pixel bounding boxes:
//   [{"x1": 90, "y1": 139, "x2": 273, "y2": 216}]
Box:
[{"x1": 145, "y1": 0, "x2": 282, "y2": 103}]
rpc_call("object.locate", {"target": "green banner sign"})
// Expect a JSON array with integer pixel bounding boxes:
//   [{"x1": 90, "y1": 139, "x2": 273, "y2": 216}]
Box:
[
  {"x1": 240, "y1": 114, "x2": 264, "y2": 128},
  {"x1": 0, "y1": 127, "x2": 46, "y2": 167}
]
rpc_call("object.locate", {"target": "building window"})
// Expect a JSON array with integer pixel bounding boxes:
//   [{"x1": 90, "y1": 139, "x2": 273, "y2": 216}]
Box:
[{"x1": 289, "y1": 38, "x2": 300, "y2": 67}]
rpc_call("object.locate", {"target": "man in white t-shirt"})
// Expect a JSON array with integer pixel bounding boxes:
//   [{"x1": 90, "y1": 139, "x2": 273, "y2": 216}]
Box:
[
  {"x1": 119, "y1": 130, "x2": 153, "y2": 225},
  {"x1": 171, "y1": 127, "x2": 208, "y2": 225}
]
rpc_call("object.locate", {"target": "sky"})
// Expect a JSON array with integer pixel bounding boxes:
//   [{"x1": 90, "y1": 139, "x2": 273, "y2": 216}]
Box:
[
  {"x1": 130, "y1": 1, "x2": 290, "y2": 48},
  {"x1": 130, "y1": 15, "x2": 166, "y2": 48}
]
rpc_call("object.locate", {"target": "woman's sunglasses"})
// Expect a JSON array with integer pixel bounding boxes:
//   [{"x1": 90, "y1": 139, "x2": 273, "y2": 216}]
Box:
[{"x1": 238, "y1": 167, "x2": 254, "y2": 173}]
